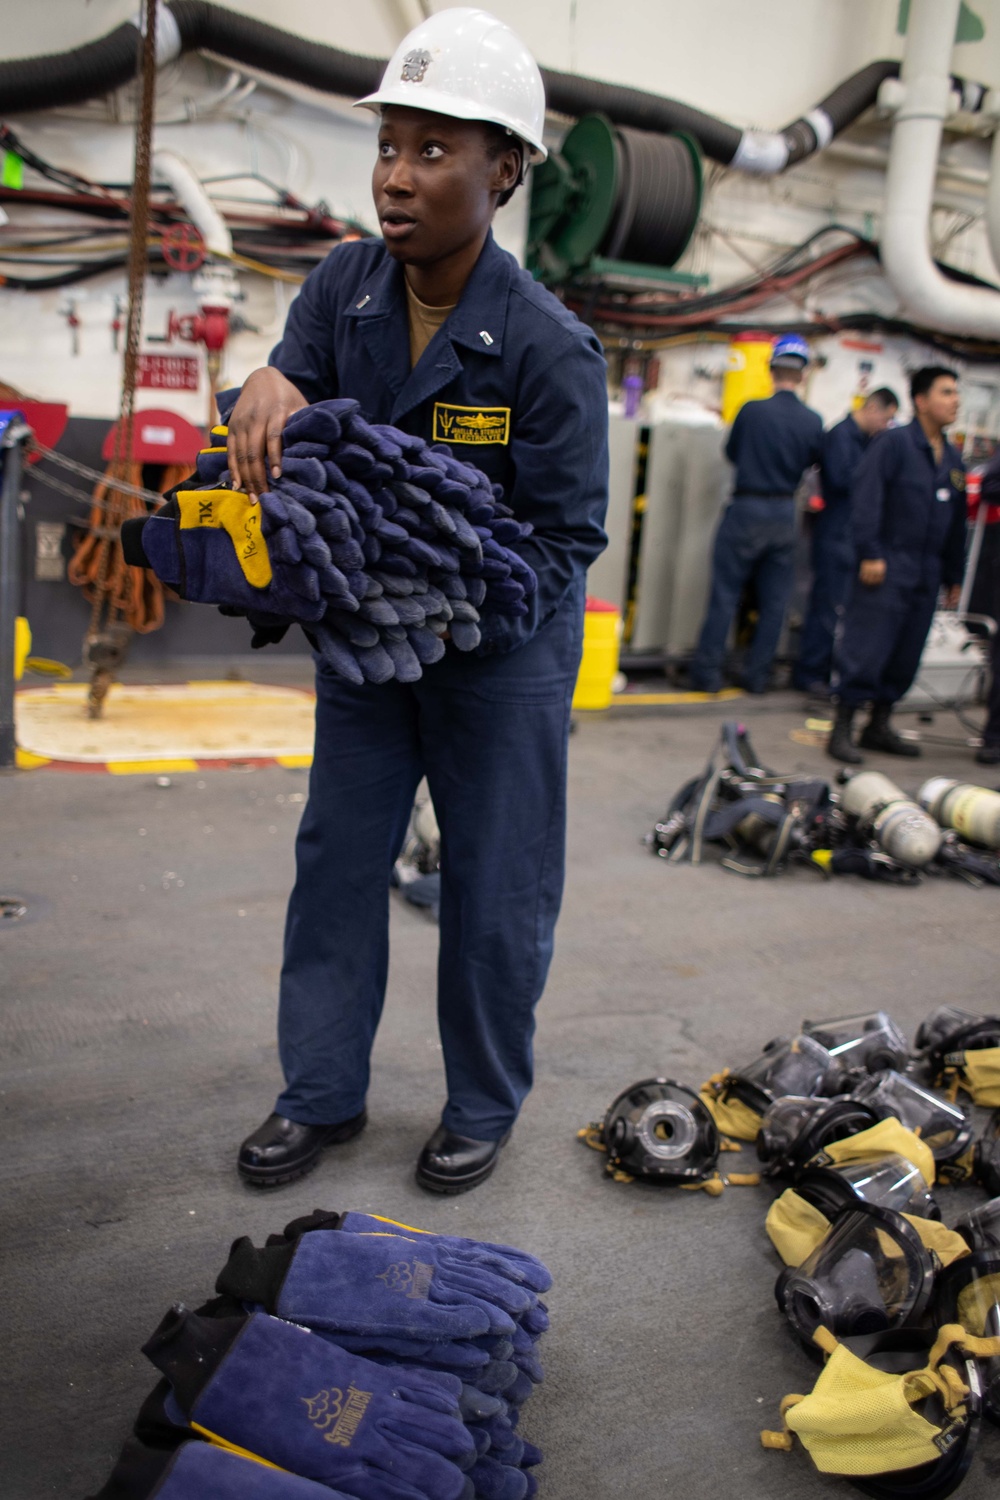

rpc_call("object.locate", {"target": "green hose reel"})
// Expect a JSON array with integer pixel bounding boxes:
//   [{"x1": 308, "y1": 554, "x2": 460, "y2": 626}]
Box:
[{"x1": 528, "y1": 113, "x2": 704, "y2": 286}]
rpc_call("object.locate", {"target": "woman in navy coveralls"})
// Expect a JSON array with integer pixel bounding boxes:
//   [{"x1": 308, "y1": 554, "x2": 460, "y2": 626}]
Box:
[{"x1": 227, "y1": 10, "x2": 609, "y2": 1193}]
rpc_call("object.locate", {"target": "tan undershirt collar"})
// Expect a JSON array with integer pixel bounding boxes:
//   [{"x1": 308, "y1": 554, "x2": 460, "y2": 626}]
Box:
[{"x1": 405, "y1": 278, "x2": 457, "y2": 368}]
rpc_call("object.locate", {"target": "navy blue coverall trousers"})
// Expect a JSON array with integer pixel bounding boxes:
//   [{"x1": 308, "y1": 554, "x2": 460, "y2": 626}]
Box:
[
  {"x1": 690, "y1": 388, "x2": 823, "y2": 693},
  {"x1": 265, "y1": 234, "x2": 609, "y2": 1139},
  {"x1": 835, "y1": 420, "x2": 966, "y2": 706},
  {"x1": 794, "y1": 412, "x2": 869, "y2": 690}
]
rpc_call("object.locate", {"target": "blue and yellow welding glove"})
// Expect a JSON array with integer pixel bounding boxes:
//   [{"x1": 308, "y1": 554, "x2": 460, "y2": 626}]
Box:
[
  {"x1": 133, "y1": 487, "x2": 327, "y2": 624},
  {"x1": 88, "y1": 1438, "x2": 349, "y2": 1500},
  {"x1": 467, "y1": 1457, "x2": 527, "y2": 1500},
  {"x1": 276, "y1": 1210, "x2": 552, "y2": 1296},
  {"x1": 503, "y1": 1371, "x2": 535, "y2": 1408},
  {"x1": 470, "y1": 1360, "x2": 520, "y2": 1397},
  {"x1": 217, "y1": 1232, "x2": 527, "y2": 1341},
  {"x1": 467, "y1": 1409, "x2": 523, "y2": 1463},
  {"x1": 142, "y1": 1306, "x2": 476, "y2": 1500},
  {"x1": 326, "y1": 1334, "x2": 493, "y2": 1374},
  {"x1": 193, "y1": 438, "x2": 231, "y2": 487}
]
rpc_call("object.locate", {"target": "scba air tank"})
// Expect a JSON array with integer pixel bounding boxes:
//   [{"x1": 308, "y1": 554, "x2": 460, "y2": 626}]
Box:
[
  {"x1": 918, "y1": 777, "x2": 1000, "y2": 850},
  {"x1": 840, "y1": 772, "x2": 943, "y2": 870}
]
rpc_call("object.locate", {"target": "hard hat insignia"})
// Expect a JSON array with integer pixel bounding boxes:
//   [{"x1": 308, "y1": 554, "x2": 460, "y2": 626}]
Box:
[{"x1": 400, "y1": 49, "x2": 432, "y2": 83}]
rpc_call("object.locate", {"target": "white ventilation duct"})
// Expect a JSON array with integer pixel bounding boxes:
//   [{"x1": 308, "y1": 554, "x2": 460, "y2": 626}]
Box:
[
  {"x1": 988, "y1": 124, "x2": 1000, "y2": 285},
  {"x1": 881, "y1": 0, "x2": 1000, "y2": 338}
]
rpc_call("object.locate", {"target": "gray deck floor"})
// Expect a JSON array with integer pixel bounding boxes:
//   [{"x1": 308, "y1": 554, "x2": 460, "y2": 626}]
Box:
[{"x1": 3, "y1": 677, "x2": 999, "y2": 1498}]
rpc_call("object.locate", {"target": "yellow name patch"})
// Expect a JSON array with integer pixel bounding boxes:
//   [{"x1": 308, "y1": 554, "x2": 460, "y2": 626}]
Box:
[
  {"x1": 176, "y1": 488, "x2": 273, "y2": 589},
  {"x1": 433, "y1": 403, "x2": 510, "y2": 445}
]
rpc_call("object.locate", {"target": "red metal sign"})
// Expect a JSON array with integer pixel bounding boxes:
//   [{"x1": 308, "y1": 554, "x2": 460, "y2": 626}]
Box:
[{"x1": 137, "y1": 352, "x2": 200, "y2": 391}]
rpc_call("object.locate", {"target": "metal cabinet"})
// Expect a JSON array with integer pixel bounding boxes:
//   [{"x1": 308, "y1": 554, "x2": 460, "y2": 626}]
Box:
[{"x1": 587, "y1": 411, "x2": 728, "y2": 656}]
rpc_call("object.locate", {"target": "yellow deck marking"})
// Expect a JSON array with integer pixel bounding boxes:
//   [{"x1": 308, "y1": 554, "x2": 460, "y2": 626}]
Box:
[
  {"x1": 610, "y1": 688, "x2": 745, "y2": 706},
  {"x1": 107, "y1": 758, "x2": 200, "y2": 775}
]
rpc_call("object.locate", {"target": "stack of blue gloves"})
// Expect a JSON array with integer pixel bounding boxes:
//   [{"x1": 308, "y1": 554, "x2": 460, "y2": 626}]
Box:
[
  {"x1": 124, "y1": 396, "x2": 537, "y2": 684},
  {"x1": 88, "y1": 1211, "x2": 550, "y2": 1500}
]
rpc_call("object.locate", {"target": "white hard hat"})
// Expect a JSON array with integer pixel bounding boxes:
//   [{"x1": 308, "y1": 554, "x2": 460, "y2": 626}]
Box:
[{"x1": 355, "y1": 7, "x2": 547, "y2": 161}]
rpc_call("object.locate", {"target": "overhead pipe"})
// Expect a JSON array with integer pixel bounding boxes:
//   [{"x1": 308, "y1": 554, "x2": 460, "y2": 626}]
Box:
[
  {"x1": 988, "y1": 123, "x2": 1000, "y2": 283},
  {"x1": 881, "y1": 0, "x2": 1000, "y2": 338},
  {"x1": 0, "y1": 2, "x2": 986, "y2": 178},
  {"x1": 152, "y1": 148, "x2": 232, "y2": 257}
]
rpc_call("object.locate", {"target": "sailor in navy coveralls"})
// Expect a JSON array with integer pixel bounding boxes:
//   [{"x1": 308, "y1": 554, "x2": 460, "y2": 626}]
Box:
[
  {"x1": 828, "y1": 367, "x2": 965, "y2": 763},
  {"x1": 227, "y1": 10, "x2": 609, "y2": 1192}
]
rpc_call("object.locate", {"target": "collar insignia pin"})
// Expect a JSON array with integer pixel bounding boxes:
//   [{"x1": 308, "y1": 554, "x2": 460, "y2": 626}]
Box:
[
  {"x1": 355, "y1": 295, "x2": 371, "y2": 309},
  {"x1": 479, "y1": 330, "x2": 494, "y2": 345}
]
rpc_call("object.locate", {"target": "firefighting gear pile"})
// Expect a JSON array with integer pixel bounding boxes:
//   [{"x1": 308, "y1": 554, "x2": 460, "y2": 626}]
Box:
[
  {"x1": 121, "y1": 397, "x2": 537, "y2": 685},
  {"x1": 392, "y1": 792, "x2": 442, "y2": 919},
  {"x1": 649, "y1": 721, "x2": 1000, "y2": 886},
  {"x1": 87, "y1": 1209, "x2": 550, "y2": 1500},
  {"x1": 580, "y1": 1006, "x2": 1000, "y2": 1496}
]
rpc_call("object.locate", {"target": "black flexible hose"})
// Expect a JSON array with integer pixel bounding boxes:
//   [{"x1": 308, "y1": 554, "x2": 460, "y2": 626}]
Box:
[
  {"x1": 168, "y1": 1, "x2": 383, "y2": 99},
  {"x1": 815, "y1": 59, "x2": 900, "y2": 138},
  {"x1": 782, "y1": 59, "x2": 901, "y2": 164},
  {"x1": 0, "y1": 22, "x2": 141, "y2": 115},
  {"x1": 542, "y1": 71, "x2": 742, "y2": 162},
  {"x1": 0, "y1": 2, "x2": 965, "y2": 175}
]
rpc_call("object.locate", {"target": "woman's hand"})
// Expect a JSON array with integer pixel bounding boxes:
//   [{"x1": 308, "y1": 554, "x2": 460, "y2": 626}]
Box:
[
  {"x1": 226, "y1": 367, "x2": 308, "y2": 497},
  {"x1": 859, "y1": 558, "x2": 886, "y2": 587}
]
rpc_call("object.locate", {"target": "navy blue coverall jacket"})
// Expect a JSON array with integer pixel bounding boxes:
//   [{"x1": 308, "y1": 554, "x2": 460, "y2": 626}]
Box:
[
  {"x1": 795, "y1": 412, "x2": 869, "y2": 687},
  {"x1": 725, "y1": 388, "x2": 825, "y2": 498},
  {"x1": 691, "y1": 389, "x2": 822, "y2": 692},
  {"x1": 835, "y1": 419, "x2": 966, "y2": 706},
  {"x1": 266, "y1": 232, "x2": 609, "y2": 1137}
]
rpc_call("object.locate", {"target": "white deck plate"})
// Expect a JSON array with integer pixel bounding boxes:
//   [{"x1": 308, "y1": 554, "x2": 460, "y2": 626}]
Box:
[{"x1": 15, "y1": 682, "x2": 317, "y2": 763}]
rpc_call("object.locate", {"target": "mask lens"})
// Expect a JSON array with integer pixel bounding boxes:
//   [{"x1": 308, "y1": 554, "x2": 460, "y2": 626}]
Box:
[
  {"x1": 833, "y1": 1154, "x2": 937, "y2": 1218},
  {"x1": 779, "y1": 1205, "x2": 933, "y2": 1344},
  {"x1": 853, "y1": 1070, "x2": 971, "y2": 1163},
  {"x1": 602, "y1": 1079, "x2": 718, "y2": 1182},
  {"x1": 732, "y1": 1035, "x2": 836, "y2": 1109},
  {"x1": 757, "y1": 1096, "x2": 821, "y2": 1163},
  {"x1": 803, "y1": 1011, "x2": 908, "y2": 1075},
  {"x1": 916, "y1": 1004, "x2": 983, "y2": 1052},
  {"x1": 636, "y1": 1100, "x2": 698, "y2": 1162},
  {"x1": 955, "y1": 1198, "x2": 1000, "y2": 1252}
]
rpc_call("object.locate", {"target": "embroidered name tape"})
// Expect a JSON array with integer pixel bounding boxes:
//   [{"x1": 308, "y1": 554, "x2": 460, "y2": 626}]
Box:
[{"x1": 433, "y1": 403, "x2": 510, "y2": 445}]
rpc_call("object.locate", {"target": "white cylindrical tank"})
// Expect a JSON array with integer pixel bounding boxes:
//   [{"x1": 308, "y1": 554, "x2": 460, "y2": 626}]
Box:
[
  {"x1": 841, "y1": 772, "x2": 943, "y2": 869},
  {"x1": 918, "y1": 777, "x2": 1000, "y2": 849}
]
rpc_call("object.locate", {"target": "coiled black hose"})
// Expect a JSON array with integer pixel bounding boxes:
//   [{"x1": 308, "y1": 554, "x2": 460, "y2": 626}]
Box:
[
  {"x1": 602, "y1": 127, "x2": 701, "y2": 266},
  {"x1": 1, "y1": 2, "x2": 975, "y2": 175}
]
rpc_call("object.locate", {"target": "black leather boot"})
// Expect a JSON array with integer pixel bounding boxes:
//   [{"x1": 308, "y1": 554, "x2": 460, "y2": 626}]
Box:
[
  {"x1": 237, "y1": 1109, "x2": 367, "y2": 1187},
  {"x1": 415, "y1": 1125, "x2": 511, "y2": 1195},
  {"x1": 827, "y1": 702, "x2": 863, "y2": 764},
  {"x1": 859, "y1": 702, "x2": 921, "y2": 756}
]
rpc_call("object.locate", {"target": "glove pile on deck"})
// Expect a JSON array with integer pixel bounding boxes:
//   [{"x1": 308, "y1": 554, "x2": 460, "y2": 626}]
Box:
[{"x1": 89, "y1": 1208, "x2": 551, "y2": 1500}]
